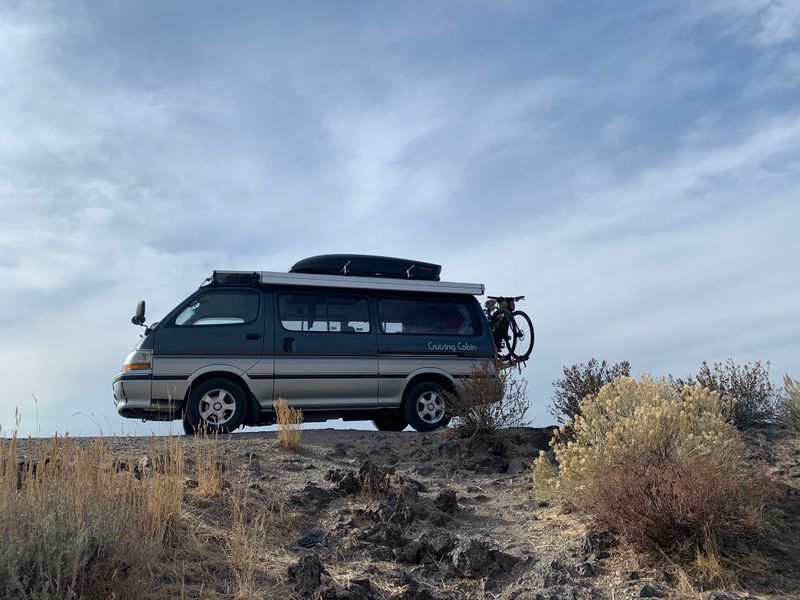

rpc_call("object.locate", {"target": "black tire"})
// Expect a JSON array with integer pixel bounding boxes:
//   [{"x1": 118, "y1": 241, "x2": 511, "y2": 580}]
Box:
[
  {"x1": 183, "y1": 378, "x2": 248, "y2": 435},
  {"x1": 490, "y1": 308, "x2": 516, "y2": 361},
  {"x1": 510, "y1": 310, "x2": 534, "y2": 361},
  {"x1": 372, "y1": 414, "x2": 408, "y2": 431},
  {"x1": 403, "y1": 381, "x2": 451, "y2": 432}
]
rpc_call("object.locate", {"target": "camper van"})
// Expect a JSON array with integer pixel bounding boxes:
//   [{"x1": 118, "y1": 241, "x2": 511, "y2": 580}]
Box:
[{"x1": 113, "y1": 255, "x2": 495, "y2": 433}]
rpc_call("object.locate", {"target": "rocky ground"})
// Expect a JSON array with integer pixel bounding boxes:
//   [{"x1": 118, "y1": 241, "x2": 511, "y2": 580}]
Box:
[{"x1": 15, "y1": 426, "x2": 800, "y2": 599}]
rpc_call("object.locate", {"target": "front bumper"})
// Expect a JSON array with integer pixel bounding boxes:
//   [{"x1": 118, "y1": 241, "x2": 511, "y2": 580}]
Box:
[{"x1": 113, "y1": 373, "x2": 182, "y2": 421}]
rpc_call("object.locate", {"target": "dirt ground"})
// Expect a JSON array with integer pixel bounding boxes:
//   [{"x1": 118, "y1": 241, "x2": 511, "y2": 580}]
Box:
[{"x1": 14, "y1": 426, "x2": 800, "y2": 600}]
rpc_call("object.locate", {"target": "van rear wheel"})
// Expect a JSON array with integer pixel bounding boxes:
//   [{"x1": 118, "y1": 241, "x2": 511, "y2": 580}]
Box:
[
  {"x1": 403, "y1": 381, "x2": 451, "y2": 432},
  {"x1": 183, "y1": 378, "x2": 247, "y2": 435},
  {"x1": 372, "y1": 414, "x2": 408, "y2": 432}
]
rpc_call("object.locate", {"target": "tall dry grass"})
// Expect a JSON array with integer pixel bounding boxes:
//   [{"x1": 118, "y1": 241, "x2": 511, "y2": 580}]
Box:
[
  {"x1": 0, "y1": 434, "x2": 183, "y2": 600},
  {"x1": 274, "y1": 398, "x2": 303, "y2": 450},
  {"x1": 0, "y1": 422, "x2": 303, "y2": 599},
  {"x1": 781, "y1": 374, "x2": 800, "y2": 432}
]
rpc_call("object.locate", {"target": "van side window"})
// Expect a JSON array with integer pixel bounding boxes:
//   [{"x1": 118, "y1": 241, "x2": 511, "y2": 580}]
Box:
[
  {"x1": 279, "y1": 294, "x2": 371, "y2": 333},
  {"x1": 379, "y1": 299, "x2": 476, "y2": 335},
  {"x1": 174, "y1": 290, "x2": 259, "y2": 326}
]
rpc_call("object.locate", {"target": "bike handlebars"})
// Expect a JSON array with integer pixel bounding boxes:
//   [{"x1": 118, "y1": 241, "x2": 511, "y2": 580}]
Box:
[{"x1": 487, "y1": 295, "x2": 525, "y2": 302}]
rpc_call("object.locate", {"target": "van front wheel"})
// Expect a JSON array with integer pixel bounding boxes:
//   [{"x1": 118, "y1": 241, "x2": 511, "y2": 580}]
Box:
[
  {"x1": 403, "y1": 381, "x2": 451, "y2": 432},
  {"x1": 183, "y1": 378, "x2": 248, "y2": 435}
]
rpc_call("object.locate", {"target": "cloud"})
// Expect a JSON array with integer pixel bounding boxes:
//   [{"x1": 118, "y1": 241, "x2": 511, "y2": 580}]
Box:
[{"x1": 1, "y1": 1, "x2": 799, "y2": 435}]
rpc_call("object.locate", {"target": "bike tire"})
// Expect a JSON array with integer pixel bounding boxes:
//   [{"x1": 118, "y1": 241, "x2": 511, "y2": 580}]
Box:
[
  {"x1": 490, "y1": 308, "x2": 516, "y2": 361},
  {"x1": 510, "y1": 310, "x2": 534, "y2": 361}
]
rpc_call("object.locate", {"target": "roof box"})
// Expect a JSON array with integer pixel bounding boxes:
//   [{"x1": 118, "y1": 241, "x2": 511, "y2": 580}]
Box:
[{"x1": 290, "y1": 254, "x2": 442, "y2": 281}]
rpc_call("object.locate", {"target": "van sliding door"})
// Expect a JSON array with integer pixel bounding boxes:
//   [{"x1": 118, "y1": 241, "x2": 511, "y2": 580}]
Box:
[{"x1": 273, "y1": 291, "x2": 378, "y2": 409}]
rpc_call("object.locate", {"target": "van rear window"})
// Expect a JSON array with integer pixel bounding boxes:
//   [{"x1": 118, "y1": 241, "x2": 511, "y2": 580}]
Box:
[
  {"x1": 379, "y1": 299, "x2": 476, "y2": 335},
  {"x1": 279, "y1": 293, "x2": 371, "y2": 333}
]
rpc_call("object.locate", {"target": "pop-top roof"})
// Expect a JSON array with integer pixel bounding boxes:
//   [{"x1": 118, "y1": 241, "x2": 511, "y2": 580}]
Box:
[{"x1": 260, "y1": 271, "x2": 484, "y2": 295}]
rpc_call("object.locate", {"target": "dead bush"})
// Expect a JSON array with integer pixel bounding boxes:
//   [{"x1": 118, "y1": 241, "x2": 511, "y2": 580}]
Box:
[
  {"x1": 780, "y1": 374, "x2": 800, "y2": 432},
  {"x1": 550, "y1": 358, "x2": 631, "y2": 425},
  {"x1": 274, "y1": 398, "x2": 303, "y2": 450},
  {"x1": 673, "y1": 359, "x2": 779, "y2": 429},
  {"x1": 582, "y1": 453, "x2": 772, "y2": 560},
  {"x1": 446, "y1": 360, "x2": 529, "y2": 446}
]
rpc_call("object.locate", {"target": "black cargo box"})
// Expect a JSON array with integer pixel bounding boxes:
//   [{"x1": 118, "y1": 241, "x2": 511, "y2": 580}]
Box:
[{"x1": 290, "y1": 254, "x2": 441, "y2": 281}]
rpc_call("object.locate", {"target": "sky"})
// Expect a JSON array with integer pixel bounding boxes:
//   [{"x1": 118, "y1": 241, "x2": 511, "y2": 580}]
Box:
[{"x1": 1, "y1": 0, "x2": 799, "y2": 437}]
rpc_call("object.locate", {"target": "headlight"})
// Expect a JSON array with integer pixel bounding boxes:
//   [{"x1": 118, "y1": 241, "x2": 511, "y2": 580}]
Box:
[{"x1": 121, "y1": 350, "x2": 152, "y2": 372}]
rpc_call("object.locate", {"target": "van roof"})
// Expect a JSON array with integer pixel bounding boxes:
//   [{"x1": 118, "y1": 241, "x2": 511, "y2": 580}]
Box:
[{"x1": 210, "y1": 270, "x2": 484, "y2": 296}]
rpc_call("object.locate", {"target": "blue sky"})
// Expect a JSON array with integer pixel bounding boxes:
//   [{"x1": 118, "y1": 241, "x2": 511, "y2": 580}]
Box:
[{"x1": 1, "y1": 1, "x2": 799, "y2": 436}]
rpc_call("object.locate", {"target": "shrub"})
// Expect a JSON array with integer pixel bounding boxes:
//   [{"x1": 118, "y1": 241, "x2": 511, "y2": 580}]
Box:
[
  {"x1": 535, "y1": 375, "x2": 738, "y2": 496},
  {"x1": 582, "y1": 453, "x2": 771, "y2": 557},
  {"x1": 549, "y1": 358, "x2": 631, "y2": 424},
  {"x1": 274, "y1": 398, "x2": 303, "y2": 450},
  {"x1": 534, "y1": 375, "x2": 774, "y2": 581},
  {"x1": 446, "y1": 360, "x2": 529, "y2": 444},
  {"x1": 673, "y1": 360, "x2": 778, "y2": 429},
  {"x1": 780, "y1": 374, "x2": 800, "y2": 432}
]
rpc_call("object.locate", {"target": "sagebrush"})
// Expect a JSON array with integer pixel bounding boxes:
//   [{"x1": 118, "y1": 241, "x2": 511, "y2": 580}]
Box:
[
  {"x1": 446, "y1": 360, "x2": 528, "y2": 444},
  {"x1": 534, "y1": 375, "x2": 773, "y2": 581},
  {"x1": 549, "y1": 358, "x2": 630, "y2": 424},
  {"x1": 673, "y1": 359, "x2": 778, "y2": 429}
]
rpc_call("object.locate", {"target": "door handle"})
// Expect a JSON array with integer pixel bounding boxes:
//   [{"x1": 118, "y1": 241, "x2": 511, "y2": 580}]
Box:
[
  {"x1": 246, "y1": 333, "x2": 262, "y2": 340},
  {"x1": 283, "y1": 337, "x2": 296, "y2": 352}
]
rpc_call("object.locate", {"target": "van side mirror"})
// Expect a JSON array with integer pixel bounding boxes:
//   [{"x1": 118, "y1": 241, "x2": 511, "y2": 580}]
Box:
[{"x1": 132, "y1": 300, "x2": 146, "y2": 326}]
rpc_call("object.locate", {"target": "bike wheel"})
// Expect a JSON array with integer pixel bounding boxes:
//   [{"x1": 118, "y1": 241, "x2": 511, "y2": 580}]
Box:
[
  {"x1": 510, "y1": 310, "x2": 534, "y2": 361},
  {"x1": 490, "y1": 309, "x2": 516, "y2": 361}
]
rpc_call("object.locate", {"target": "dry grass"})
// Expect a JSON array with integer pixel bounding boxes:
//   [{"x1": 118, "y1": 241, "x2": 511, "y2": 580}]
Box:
[
  {"x1": 0, "y1": 426, "x2": 302, "y2": 600},
  {"x1": 274, "y1": 398, "x2": 303, "y2": 451},
  {"x1": 781, "y1": 374, "x2": 800, "y2": 432},
  {"x1": 0, "y1": 434, "x2": 183, "y2": 599}
]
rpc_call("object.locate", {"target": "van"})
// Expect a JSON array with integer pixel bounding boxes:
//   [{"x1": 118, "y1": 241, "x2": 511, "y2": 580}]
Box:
[{"x1": 113, "y1": 255, "x2": 495, "y2": 433}]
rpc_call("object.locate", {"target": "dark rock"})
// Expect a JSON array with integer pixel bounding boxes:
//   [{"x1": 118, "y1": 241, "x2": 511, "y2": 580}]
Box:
[
  {"x1": 640, "y1": 582, "x2": 667, "y2": 598},
  {"x1": 246, "y1": 458, "x2": 261, "y2": 474},
  {"x1": 451, "y1": 540, "x2": 519, "y2": 578},
  {"x1": 357, "y1": 522, "x2": 403, "y2": 548},
  {"x1": 581, "y1": 530, "x2": 614, "y2": 560},
  {"x1": 288, "y1": 554, "x2": 326, "y2": 596},
  {"x1": 292, "y1": 483, "x2": 334, "y2": 507},
  {"x1": 393, "y1": 540, "x2": 426, "y2": 564},
  {"x1": 506, "y1": 457, "x2": 527, "y2": 475},
  {"x1": 414, "y1": 465, "x2": 435, "y2": 476},
  {"x1": 421, "y1": 531, "x2": 456, "y2": 559},
  {"x1": 393, "y1": 531, "x2": 456, "y2": 564},
  {"x1": 326, "y1": 468, "x2": 361, "y2": 496},
  {"x1": 433, "y1": 489, "x2": 458, "y2": 513},
  {"x1": 573, "y1": 562, "x2": 595, "y2": 577},
  {"x1": 358, "y1": 460, "x2": 393, "y2": 494},
  {"x1": 393, "y1": 578, "x2": 435, "y2": 600},
  {"x1": 437, "y1": 439, "x2": 461, "y2": 459}
]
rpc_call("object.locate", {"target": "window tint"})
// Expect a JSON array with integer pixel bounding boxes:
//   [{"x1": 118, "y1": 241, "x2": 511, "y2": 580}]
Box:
[
  {"x1": 279, "y1": 293, "x2": 370, "y2": 333},
  {"x1": 380, "y1": 299, "x2": 476, "y2": 335},
  {"x1": 174, "y1": 290, "x2": 259, "y2": 326}
]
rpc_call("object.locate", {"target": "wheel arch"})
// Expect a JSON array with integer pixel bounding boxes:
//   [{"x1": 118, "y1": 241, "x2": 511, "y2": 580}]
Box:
[
  {"x1": 402, "y1": 369, "x2": 456, "y2": 404},
  {"x1": 185, "y1": 366, "x2": 260, "y2": 425}
]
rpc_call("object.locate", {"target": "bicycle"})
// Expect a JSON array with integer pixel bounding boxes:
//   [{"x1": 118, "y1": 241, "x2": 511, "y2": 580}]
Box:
[{"x1": 484, "y1": 295, "x2": 535, "y2": 363}]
